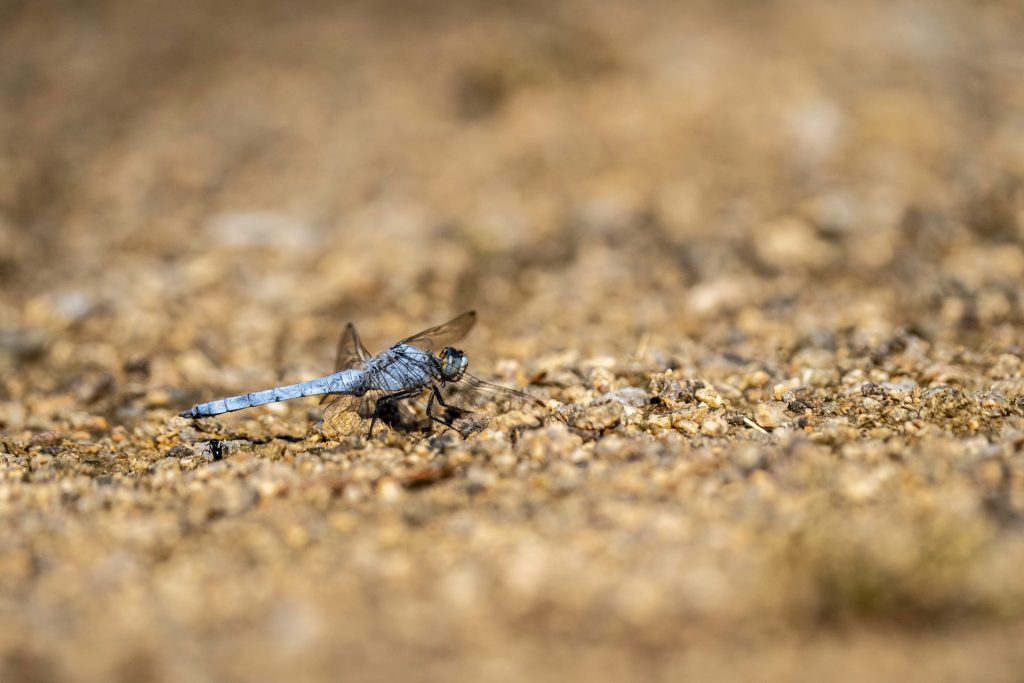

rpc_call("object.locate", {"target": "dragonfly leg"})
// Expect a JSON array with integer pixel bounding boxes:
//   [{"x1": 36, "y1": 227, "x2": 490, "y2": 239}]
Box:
[
  {"x1": 368, "y1": 388, "x2": 422, "y2": 439},
  {"x1": 425, "y1": 385, "x2": 471, "y2": 432}
]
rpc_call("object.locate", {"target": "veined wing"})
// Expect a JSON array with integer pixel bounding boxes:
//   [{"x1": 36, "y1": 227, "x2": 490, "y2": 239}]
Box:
[
  {"x1": 399, "y1": 311, "x2": 477, "y2": 353},
  {"x1": 321, "y1": 320, "x2": 432, "y2": 437},
  {"x1": 442, "y1": 373, "x2": 546, "y2": 411},
  {"x1": 334, "y1": 322, "x2": 371, "y2": 371},
  {"x1": 321, "y1": 394, "x2": 373, "y2": 436},
  {"x1": 321, "y1": 391, "x2": 427, "y2": 437},
  {"x1": 428, "y1": 373, "x2": 550, "y2": 436},
  {"x1": 320, "y1": 322, "x2": 372, "y2": 407}
]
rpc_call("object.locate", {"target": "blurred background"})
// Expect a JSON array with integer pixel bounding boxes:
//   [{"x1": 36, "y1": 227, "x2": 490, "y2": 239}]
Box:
[
  {"x1": 2, "y1": 0, "x2": 1024, "y2": 680},
  {"x1": 4, "y1": 0, "x2": 1022, "y2": 369}
]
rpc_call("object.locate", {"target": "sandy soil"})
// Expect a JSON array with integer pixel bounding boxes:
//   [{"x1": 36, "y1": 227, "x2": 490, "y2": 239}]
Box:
[{"x1": 2, "y1": 1, "x2": 1024, "y2": 680}]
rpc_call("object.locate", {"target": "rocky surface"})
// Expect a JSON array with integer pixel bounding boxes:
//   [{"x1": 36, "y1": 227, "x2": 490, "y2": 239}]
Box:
[{"x1": 3, "y1": 0, "x2": 1024, "y2": 680}]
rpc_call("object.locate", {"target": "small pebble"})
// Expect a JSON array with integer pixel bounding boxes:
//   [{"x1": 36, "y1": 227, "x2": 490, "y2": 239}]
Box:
[
  {"x1": 700, "y1": 417, "x2": 728, "y2": 436},
  {"x1": 695, "y1": 387, "x2": 724, "y2": 409},
  {"x1": 754, "y1": 402, "x2": 787, "y2": 430}
]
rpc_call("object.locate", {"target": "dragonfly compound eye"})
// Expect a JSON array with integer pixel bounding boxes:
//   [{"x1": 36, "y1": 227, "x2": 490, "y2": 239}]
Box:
[{"x1": 440, "y1": 347, "x2": 468, "y2": 380}]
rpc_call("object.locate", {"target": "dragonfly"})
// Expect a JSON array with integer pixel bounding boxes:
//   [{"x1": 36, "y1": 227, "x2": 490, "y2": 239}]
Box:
[{"x1": 179, "y1": 311, "x2": 548, "y2": 437}]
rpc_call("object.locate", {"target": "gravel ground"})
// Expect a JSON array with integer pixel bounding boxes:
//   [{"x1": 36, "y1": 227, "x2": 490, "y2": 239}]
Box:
[{"x1": 3, "y1": 1, "x2": 1024, "y2": 680}]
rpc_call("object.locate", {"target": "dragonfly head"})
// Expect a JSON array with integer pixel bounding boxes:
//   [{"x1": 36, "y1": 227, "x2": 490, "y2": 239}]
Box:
[{"x1": 439, "y1": 346, "x2": 469, "y2": 381}]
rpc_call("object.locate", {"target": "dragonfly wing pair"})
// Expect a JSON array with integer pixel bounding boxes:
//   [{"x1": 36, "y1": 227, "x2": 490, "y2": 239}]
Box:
[
  {"x1": 321, "y1": 311, "x2": 482, "y2": 436},
  {"x1": 320, "y1": 322, "x2": 429, "y2": 436},
  {"x1": 321, "y1": 311, "x2": 543, "y2": 437},
  {"x1": 320, "y1": 323, "x2": 375, "y2": 436}
]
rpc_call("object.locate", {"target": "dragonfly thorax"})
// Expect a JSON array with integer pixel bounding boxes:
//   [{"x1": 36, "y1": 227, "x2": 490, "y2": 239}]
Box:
[{"x1": 439, "y1": 346, "x2": 469, "y2": 381}]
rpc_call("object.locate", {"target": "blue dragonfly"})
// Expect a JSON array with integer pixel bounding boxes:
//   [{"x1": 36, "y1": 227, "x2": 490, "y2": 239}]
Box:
[{"x1": 180, "y1": 311, "x2": 547, "y2": 437}]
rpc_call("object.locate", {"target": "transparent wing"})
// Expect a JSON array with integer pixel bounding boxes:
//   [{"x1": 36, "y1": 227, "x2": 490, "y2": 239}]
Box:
[
  {"x1": 400, "y1": 311, "x2": 477, "y2": 353},
  {"x1": 319, "y1": 323, "x2": 372, "y2": 408},
  {"x1": 321, "y1": 394, "x2": 375, "y2": 436},
  {"x1": 334, "y1": 322, "x2": 371, "y2": 371},
  {"x1": 438, "y1": 374, "x2": 552, "y2": 432},
  {"x1": 321, "y1": 390, "x2": 429, "y2": 437},
  {"x1": 440, "y1": 373, "x2": 547, "y2": 413},
  {"x1": 433, "y1": 373, "x2": 549, "y2": 435}
]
